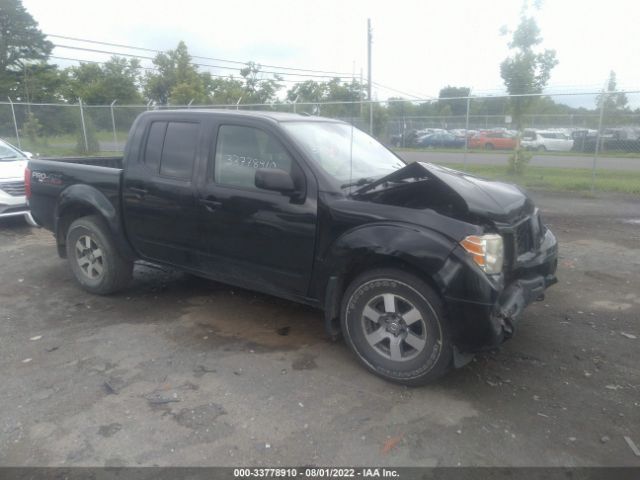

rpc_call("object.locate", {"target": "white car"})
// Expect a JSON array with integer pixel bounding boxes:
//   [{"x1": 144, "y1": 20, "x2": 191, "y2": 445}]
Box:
[
  {"x1": 521, "y1": 130, "x2": 574, "y2": 152},
  {"x1": 0, "y1": 139, "x2": 37, "y2": 226}
]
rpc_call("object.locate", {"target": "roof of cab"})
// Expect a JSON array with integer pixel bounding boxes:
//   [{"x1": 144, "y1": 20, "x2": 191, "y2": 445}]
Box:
[{"x1": 139, "y1": 109, "x2": 345, "y2": 124}]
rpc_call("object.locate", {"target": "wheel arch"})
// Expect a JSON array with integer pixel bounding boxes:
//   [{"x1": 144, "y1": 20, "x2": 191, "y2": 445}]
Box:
[
  {"x1": 319, "y1": 223, "x2": 456, "y2": 338},
  {"x1": 55, "y1": 185, "x2": 134, "y2": 260}
]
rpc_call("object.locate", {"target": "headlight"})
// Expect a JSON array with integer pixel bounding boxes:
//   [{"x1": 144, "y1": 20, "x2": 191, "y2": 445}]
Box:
[{"x1": 460, "y1": 234, "x2": 504, "y2": 274}]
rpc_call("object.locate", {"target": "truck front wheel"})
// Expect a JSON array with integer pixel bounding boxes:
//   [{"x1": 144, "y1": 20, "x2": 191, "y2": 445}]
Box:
[
  {"x1": 65, "y1": 215, "x2": 132, "y2": 295},
  {"x1": 341, "y1": 269, "x2": 453, "y2": 386}
]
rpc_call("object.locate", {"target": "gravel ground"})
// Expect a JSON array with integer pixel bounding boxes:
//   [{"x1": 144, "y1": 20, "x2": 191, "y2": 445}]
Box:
[{"x1": 0, "y1": 190, "x2": 639, "y2": 467}]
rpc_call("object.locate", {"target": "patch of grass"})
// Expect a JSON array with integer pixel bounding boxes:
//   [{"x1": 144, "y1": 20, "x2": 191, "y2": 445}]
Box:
[
  {"x1": 442, "y1": 163, "x2": 640, "y2": 195},
  {"x1": 393, "y1": 147, "x2": 640, "y2": 159},
  {"x1": 5, "y1": 130, "x2": 128, "y2": 157}
]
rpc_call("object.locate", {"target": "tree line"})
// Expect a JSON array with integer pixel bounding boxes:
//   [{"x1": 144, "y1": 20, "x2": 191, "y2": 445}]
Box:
[{"x1": 0, "y1": 0, "x2": 634, "y2": 144}]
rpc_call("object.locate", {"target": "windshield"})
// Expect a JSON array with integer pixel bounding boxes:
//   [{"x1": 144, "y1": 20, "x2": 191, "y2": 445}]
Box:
[
  {"x1": 282, "y1": 121, "x2": 405, "y2": 185},
  {"x1": 0, "y1": 141, "x2": 26, "y2": 161}
]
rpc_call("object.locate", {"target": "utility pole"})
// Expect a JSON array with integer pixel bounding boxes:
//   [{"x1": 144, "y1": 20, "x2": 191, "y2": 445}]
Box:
[
  {"x1": 23, "y1": 63, "x2": 32, "y2": 114},
  {"x1": 463, "y1": 95, "x2": 471, "y2": 169},
  {"x1": 591, "y1": 92, "x2": 606, "y2": 193},
  {"x1": 360, "y1": 69, "x2": 364, "y2": 119},
  {"x1": 367, "y1": 18, "x2": 373, "y2": 135}
]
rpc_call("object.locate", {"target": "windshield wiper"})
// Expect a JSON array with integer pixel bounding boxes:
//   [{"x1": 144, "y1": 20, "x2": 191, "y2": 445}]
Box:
[
  {"x1": 0, "y1": 155, "x2": 20, "y2": 160},
  {"x1": 340, "y1": 177, "x2": 376, "y2": 189}
]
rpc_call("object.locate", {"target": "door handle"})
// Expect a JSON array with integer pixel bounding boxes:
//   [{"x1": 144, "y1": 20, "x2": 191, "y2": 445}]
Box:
[
  {"x1": 129, "y1": 187, "x2": 148, "y2": 198},
  {"x1": 199, "y1": 197, "x2": 223, "y2": 211}
]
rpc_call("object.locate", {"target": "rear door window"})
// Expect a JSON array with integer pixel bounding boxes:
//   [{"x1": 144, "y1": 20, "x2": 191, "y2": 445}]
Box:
[
  {"x1": 143, "y1": 121, "x2": 199, "y2": 180},
  {"x1": 159, "y1": 122, "x2": 199, "y2": 180},
  {"x1": 144, "y1": 122, "x2": 167, "y2": 172}
]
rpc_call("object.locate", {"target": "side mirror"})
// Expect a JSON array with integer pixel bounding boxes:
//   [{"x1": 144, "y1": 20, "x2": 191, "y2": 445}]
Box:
[{"x1": 255, "y1": 168, "x2": 295, "y2": 194}]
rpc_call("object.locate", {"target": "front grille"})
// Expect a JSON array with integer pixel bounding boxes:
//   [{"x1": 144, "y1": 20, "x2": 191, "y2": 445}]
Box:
[
  {"x1": 501, "y1": 211, "x2": 545, "y2": 270},
  {"x1": 0, "y1": 181, "x2": 26, "y2": 197},
  {"x1": 515, "y1": 218, "x2": 534, "y2": 255}
]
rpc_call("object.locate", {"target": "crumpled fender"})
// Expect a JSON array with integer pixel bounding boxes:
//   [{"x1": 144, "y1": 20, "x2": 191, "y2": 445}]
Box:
[{"x1": 316, "y1": 222, "x2": 458, "y2": 337}]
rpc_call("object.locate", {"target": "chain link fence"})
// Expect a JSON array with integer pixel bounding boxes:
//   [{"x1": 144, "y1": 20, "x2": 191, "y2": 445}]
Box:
[{"x1": 2, "y1": 92, "x2": 639, "y2": 174}]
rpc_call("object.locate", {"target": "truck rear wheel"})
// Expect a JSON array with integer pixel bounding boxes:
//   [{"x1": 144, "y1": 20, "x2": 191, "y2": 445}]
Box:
[
  {"x1": 65, "y1": 215, "x2": 132, "y2": 295},
  {"x1": 340, "y1": 268, "x2": 453, "y2": 386}
]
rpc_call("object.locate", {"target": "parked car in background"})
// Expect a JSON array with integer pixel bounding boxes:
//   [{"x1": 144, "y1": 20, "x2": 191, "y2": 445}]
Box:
[
  {"x1": 390, "y1": 129, "x2": 420, "y2": 148},
  {"x1": 449, "y1": 129, "x2": 477, "y2": 139},
  {"x1": 571, "y1": 128, "x2": 640, "y2": 153},
  {"x1": 0, "y1": 139, "x2": 37, "y2": 226},
  {"x1": 415, "y1": 132, "x2": 466, "y2": 149},
  {"x1": 521, "y1": 130, "x2": 574, "y2": 152},
  {"x1": 468, "y1": 131, "x2": 518, "y2": 150}
]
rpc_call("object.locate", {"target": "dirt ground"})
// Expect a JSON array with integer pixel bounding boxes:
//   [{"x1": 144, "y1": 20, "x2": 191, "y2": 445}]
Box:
[{"x1": 1, "y1": 190, "x2": 639, "y2": 467}]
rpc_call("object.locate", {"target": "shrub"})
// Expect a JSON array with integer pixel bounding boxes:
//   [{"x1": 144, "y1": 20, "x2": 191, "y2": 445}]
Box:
[
  {"x1": 75, "y1": 115, "x2": 100, "y2": 154},
  {"x1": 22, "y1": 113, "x2": 44, "y2": 145},
  {"x1": 507, "y1": 147, "x2": 533, "y2": 175}
]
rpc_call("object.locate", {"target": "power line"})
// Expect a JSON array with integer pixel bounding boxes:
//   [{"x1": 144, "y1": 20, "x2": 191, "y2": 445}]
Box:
[
  {"x1": 53, "y1": 43, "x2": 357, "y2": 80},
  {"x1": 47, "y1": 33, "x2": 356, "y2": 77},
  {"x1": 49, "y1": 55, "x2": 325, "y2": 85},
  {"x1": 372, "y1": 82, "x2": 433, "y2": 100},
  {"x1": 50, "y1": 55, "x2": 157, "y2": 72}
]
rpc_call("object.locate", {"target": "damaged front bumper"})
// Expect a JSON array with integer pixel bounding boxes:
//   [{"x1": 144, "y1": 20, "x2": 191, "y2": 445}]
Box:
[
  {"x1": 489, "y1": 270, "x2": 558, "y2": 342},
  {"x1": 442, "y1": 228, "x2": 558, "y2": 353}
]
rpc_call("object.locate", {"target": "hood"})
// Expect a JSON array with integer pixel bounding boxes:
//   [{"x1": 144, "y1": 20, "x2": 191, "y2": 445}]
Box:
[
  {"x1": 353, "y1": 161, "x2": 533, "y2": 224},
  {"x1": 0, "y1": 159, "x2": 28, "y2": 181}
]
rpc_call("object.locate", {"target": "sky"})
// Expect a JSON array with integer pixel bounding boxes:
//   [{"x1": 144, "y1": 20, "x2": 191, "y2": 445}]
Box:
[{"x1": 22, "y1": 0, "x2": 640, "y2": 106}]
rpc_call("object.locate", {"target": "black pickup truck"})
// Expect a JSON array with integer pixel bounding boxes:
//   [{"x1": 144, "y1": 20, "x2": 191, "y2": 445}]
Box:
[{"x1": 27, "y1": 110, "x2": 557, "y2": 385}]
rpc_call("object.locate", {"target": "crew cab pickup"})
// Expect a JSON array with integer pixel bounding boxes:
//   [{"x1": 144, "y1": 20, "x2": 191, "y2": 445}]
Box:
[{"x1": 27, "y1": 110, "x2": 558, "y2": 385}]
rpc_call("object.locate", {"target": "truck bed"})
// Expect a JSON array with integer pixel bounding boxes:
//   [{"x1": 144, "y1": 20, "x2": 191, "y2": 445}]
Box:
[
  {"x1": 38, "y1": 156, "x2": 123, "y2": 169},
  {"x1": 28, "y1": 156, "x2": 124, "y2": 232}
]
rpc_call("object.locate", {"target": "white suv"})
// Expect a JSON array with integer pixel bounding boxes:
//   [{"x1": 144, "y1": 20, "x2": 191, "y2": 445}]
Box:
[
  {"x1": 0, "y1": 139, "x2": 37, "y2": 226},
  {"x1": 521, "y1": 130, "x2": 574, "y2": 152}
]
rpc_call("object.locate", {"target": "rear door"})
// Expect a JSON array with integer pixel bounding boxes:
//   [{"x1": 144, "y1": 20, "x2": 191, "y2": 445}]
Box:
[
  {"x1": 123, "y1": 116, "x2": 206, "y2": 268},
  {"x1": 196, "y1": 120, "x2": 318, "y2": 298}
]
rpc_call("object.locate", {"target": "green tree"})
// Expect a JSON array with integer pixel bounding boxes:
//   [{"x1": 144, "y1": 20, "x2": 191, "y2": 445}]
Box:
[
  {"x1": 144, "y1": 41, "x2": 211, "y2": 104},
  {"x1": 7, "y1": 62, "x2": 65, "y2": 102},
  {"x1": 22, "y1": 112, "x2": 42, "y2": 144},
  {"x1": 75, "y1": 114, "x2": 99, "y2": 154},
  {"x1": 500, "y1": 3, "x2": 558, "y2": 130},
  {"x1": 286, "y1": 79, "x2": 328, "y2": 104},
  {"x1": 0, "y1": 0, "x2": 52, "y2": 99},
  {"x1": 595, "y1": 71, "x2": 629, "y2": 127},
  {"x1": 62, "y1": 57, "x2": 142, "y2": 104},
  {"x1": 0, "y1": 0, "x2": 52, "y2": 74},
  {"x1": 596, "y1": 71, "x2": 628, "y2": 111},
  {"x1": 500, "y1": 2, "x2": 557, "y2": 174},
  {"x1": 285, "y1": 78, "x2": 366, "y2": 117},
  {"x1": 386, "y1": 97, "x2": 417, "y2": 119},
  {"x1": 15, "y1": 64, "x2": 78, "y2": 138},
  {"x1": 239, "y1": 62, "x2": 282, "y2": 105},
  {"x1": 438, "y1": 86, "x2": 471, "y2": 116},
  {"x1": 208, "y1": 76, "x2": 245, "y2": 104}
]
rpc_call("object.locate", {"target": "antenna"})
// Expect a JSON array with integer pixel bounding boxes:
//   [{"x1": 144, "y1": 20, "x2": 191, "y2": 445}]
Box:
[
  {"x1": 349, "y1": 117, "x2": 354, "y2": 192},
  {"x1": 367, "y1": 18, "x2": 373, "y2": 135}
]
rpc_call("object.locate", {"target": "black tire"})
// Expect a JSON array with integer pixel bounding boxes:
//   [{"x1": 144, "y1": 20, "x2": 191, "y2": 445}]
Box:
[
  {"x1": 65, "y1": 215, "x2": 132, "y2": 295},
  {"x1": 537, "y1": 145, "x2": 547, "y2": 152},
  {"x1": 340, "y1": 268, "x2": 453, "y2": 386},
  {"x1": 484, "y1": 143, "x2": 494, "y2": 150}
]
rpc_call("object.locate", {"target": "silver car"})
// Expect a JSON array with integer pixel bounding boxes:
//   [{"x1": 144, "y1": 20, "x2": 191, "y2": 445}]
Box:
[{"x1": 0, "y1": 139, "x2": 37, "y2": 226}]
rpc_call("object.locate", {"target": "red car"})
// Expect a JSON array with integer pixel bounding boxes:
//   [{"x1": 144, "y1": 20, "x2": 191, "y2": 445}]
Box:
[{"x1": 469, "y1": 131, "x2": 518, "y2": 150}]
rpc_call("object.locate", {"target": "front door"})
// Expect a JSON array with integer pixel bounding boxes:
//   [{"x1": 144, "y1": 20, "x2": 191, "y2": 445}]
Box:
[{"x1": 197, "y1": 122, "x2": 318, "y2": 298}]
